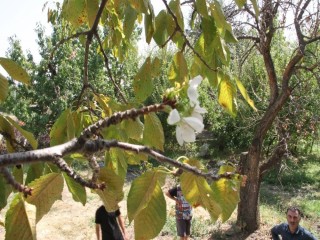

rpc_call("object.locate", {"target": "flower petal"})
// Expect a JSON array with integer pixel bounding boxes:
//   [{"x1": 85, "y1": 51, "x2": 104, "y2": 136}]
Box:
[
  {"x1": 167, "y1": 109, "x2": 181, "y2": 125},
  {"x1": 176, "y1": 125, "x2": 184, "y2": 146},
  {"x1": 183, "y1": 117, "x2": 204, "y2": 133},
  {"x1": 187, "y1": 87, "x2": 199, "y2": 107},
  {"x1": 179, "y1": 123, "x2": 196, "y2": 143},
  {"x1": 189, "y1": 75, "x2": 203, "y2": 88},
  {"x1": 193, "y1": 105, "x2": 207, "y2": 114}
]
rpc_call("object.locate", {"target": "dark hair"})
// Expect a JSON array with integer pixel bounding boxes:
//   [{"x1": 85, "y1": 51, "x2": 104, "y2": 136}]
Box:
[{"x1": 286, "y1": 206, "x2": 303, "y2": 217}]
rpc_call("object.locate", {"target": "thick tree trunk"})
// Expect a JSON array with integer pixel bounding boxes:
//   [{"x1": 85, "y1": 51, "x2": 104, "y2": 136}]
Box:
[{"x1": 237, "y1": 144, "x2": 262, "y2": 232}]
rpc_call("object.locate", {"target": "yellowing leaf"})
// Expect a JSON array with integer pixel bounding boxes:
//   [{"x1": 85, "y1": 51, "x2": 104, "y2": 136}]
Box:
[
  {"x1": 210, "y1": 1, "x2": 228, "y2": 33},
  {"x1": 168, "y1": 51, "x2": 188, "y2": 85},
  {"x1": 105, "y1": 148, "x2": 128, "y2": 179},
  {"x1": 5, "y1": 195, "x2": 36, "y2": 240},
  {"x1": 235, "y1": 77, "x2": 257, "y2": 111},
  {"x1": 0, "y1": 58, "x2": 30, "y2": 84},
  {"x1": 235, "y1": 0, "x2": 247, "y2": 8},
  {"x1": 180, "y1": 172, "x2": 222, "y2": 221},
  {"x1": 218, "y1": 76, "x2": 237, "y2": 117},
  {"x1": 250, "y1": 0, "x2": 260, "y2": 17},
  {"x1": 25, "y1": 173, "x2": 64, "y2": 222},
  {"x1": 86, "y1": 0, "x2": 99, "y2": 28},
  {"x1": 211, "y1": 177, "x2": 241, "y2": 222},
  {"x1": 169, "y1": 0, "x2": 184, "y2": 30},
  {"x1": 0, "y1": 73, "x2": 8, "y2": 101},
  {"x1": 143, "y1": 113, "x2": 164, "y2": 151},
  {"x1": 50, "y1": 109, "x2": 75, "y2": 146},
  {"x1": 95, "y1": 168, "x2": 125, "y2": 212},
  {"x1": 62, "y1": 0, "x2": 87, "y2": 28},
  {"x1": 63, "y1": 173, "x2": 87, "y2": 206},
  {"x1": 128, "y1": 0, "x2": 148, "y2": 14}
]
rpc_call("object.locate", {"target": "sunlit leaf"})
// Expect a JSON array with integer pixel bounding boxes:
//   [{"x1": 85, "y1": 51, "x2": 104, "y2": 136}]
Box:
[
  {"x1": 169, "y1": 0, "x2": 184, "y2": 31},
  {"x1": 134, "y1": 183, "x2": 166, "y2": 240},
  {"x1": 180, "y1": 171, "x2": 222, "y2": 221},
  {"x1": 13, "y1": 166, "x2": 24, "y2": 186},
  {"x1": 25, "y1": 173, "x2": 64, "y2": 222},
  {"x1": 50, "y1": 109, "x2": 71, "y2": 146},
  {"x1": 0, "y1": 114, "x2": 15, "y2": 152},
  {"x1": 0, "y1": 57, "x2": 30, "y2": 84},
  {"x1": 128, "y1": 0, "x2": 148, "y2": 14},
  {"x1": 168, "y1": 51, "x2": 188, "y2": 85},
  {"x1": 127, "y1": 170, "x2": 167, "y2": 223},
  {"x1": 235, "y1": 77, "x2": 257, "y2": 111},
  {"x1": 126, "y1": 151, "x2": 148, "y2": 165},
  {"x1": 143, "y1": 113, "x2": 164, "y2": 151},
  {"x1": 63, "y1": 173, "x2": 87, "y2": 206},
  {"x1": 95, "y1": 168, "x2": 125, "y2": 212},
  {"x1": 5, "y1": 195, "x2": 36, "y2": 240},
  {"x1": 218, "y1": 75, "x2": 237, "y2": 117},
  {"x1": 0, "y1": 73, "x2": 8, "y2": 101},
  {"x1": 210, "y1": 1, "x2": 228, "y2": 33}
]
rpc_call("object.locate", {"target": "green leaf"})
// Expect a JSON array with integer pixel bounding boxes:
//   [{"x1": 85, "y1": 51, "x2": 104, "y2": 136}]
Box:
[
  {"x1": 25, "y1": 163, "x2": 44, "y2": 185},
  {"x1": 180, "y1": 171, "x2": 222, "y2": 221},
  {"x1": 235, "y1": 77, "x2": 257, "y2": 111},
  {"x1": 128, "y1": 0, "x2": 148, "y2": 14},
  {"x1": 50, "y1": 109, "x2": 73, "y2": 146},
  {"x1": 126, "y1": 151, "x2": 148, "y2": 165},
  {"x1": 218, "y1": 75, "x2": 237, "y2": 117},
  {"x1": 0, "y1": 57, "x2": 30, "y2": 85},
  {"x1": 151, "y1": 57, "x2": 161, "y2": 77},
  {"x1": 134, "y1": 183, "x2": 166, "y2": 240},
  {"x1": 250, "y1": 0, "x2": 260, "y2": 17},
  {"x1": 25, "y1": 173, "x2": 64, "y2": 222},
  {"x1": 127, "y1": 170, "x2": 167, "y2": 222},
  {"x1": 86, "y1": 0, "x2": 99, "y2": 28},
  {"x1": 127, "y1": 170, "x2": 167, "y2": 239},
  {"x1": 169, "y1": 0, "x2": 184, "y2": 30},
  {"x1": 168, "y1": 51, "x2": 188, "y2": 85},
  {"x1": 6, "y1": 117, "x2": 38, "y2": 150},
  {"x1": 105, "y1": 149, "x2": 128, "y2": 179},
  {"x1": 0, "y1": 73, "x2": 8, "y2": 101},
  {"x1": 196, "y1": 0, "x2": 208, "y2": 18},
  {"x1": 124, "y1": 5, "x2": 138, "y2": 40},
  {"x1": 95, "y1": 168, "x2": 125, "y2": 212},
  {"x1": 122, "y1": 117, "x2": 144, "y2": 141},
  {"x1": 235, "y1": 0, "x2": 247, "y2": 8},
  {"x1": 143, "y1": 113, "x2": 164, "y2": 151},
  {"x1": 153, "y1": 10, "x2": 169, "y2": 46},
  {"x1": 133, "y1": 57, "x2": 153, "y2": 102},
  {"x1": 5, "y1": 195, "x2": 36, "y2": 240},
  {"x1": 63, "y1": 173, "x2": 87, "y2": 206},
  {"x1": 144, "y1": 4, "x2": 155, "y2": 44},
  {"x1": 0, "y1": 175, "x2": 12, "y2": 210},
  {"x1": 62, "y1": 0, "x2": 87, "y2": 28},
  {"x1": 13, "y1": 166, "x2": 24, "y2": 185},
  {"x1": 0, "y1": 114, "x2": 15, "y2": 152}
]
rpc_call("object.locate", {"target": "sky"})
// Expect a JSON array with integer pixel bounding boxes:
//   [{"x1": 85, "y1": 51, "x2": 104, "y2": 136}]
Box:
[{"x1": 0, "y1": 0, "x2": 170, "y2": 63}]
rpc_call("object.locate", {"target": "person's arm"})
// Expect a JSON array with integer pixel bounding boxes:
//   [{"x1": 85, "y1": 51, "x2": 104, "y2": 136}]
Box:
[
  {"x1": 117, "y1": 215, "x2": 128, "y2": 240},
  {"x1": 165, "y1": 191, "x2": 177, "y2": 201},
  {"x1": 166, "y1": 187, "x2": 178, "y2": 202},
  {"x1": 95, "y1": 224, "x2": 101, "y2": 240},
  {"x1": 270, "y1": 224, "x2": 281, "y2": 240}
]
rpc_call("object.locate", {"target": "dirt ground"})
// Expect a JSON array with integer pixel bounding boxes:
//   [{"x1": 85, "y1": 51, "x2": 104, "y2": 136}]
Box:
[{"x1": 0, "y1": 177, "x2": 273, "y2": 240}]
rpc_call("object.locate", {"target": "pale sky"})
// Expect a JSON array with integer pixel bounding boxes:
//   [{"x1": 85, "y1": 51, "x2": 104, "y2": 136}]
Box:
[{"x1": 0, "y1": 0, "x2": 170, "y2": 62}]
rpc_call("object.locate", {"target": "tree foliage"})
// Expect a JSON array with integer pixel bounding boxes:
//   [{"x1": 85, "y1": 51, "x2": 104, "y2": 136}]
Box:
[{"x1": 0, "y1": 0, "x2": 259, "y2": 239}]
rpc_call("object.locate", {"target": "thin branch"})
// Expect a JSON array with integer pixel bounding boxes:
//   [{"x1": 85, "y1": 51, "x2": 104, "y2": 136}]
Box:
[
  {"x1": 0, "y1": 167, "x2": 32, "y2": 197},
  {"x1": 82, "y1": 139, "x2": 239, "y2": 182},
  {"x1": 54, "y1": 157, "x2": 105, "y2": 190}
]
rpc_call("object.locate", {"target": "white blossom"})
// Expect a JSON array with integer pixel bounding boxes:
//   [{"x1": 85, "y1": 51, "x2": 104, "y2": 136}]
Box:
[{"x1": 187, "y1": 75, "x2": 203, "y2": 107}]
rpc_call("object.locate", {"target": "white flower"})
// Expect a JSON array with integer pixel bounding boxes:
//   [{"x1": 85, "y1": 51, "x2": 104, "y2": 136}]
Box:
[
  {"x1": 167, "y1": 109, "x2": 204, "y2": 146},
  {"x1": 187, "y1": 75, "x2": 203, "y2": 107},
  {"x1": 191, "y1": 105, "x2": 207, "y2": 122}
]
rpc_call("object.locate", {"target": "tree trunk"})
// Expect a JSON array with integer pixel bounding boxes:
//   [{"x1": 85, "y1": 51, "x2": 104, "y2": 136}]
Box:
[{"x1": 237, "y1": 144, "x2": 262, "y2": 232}]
